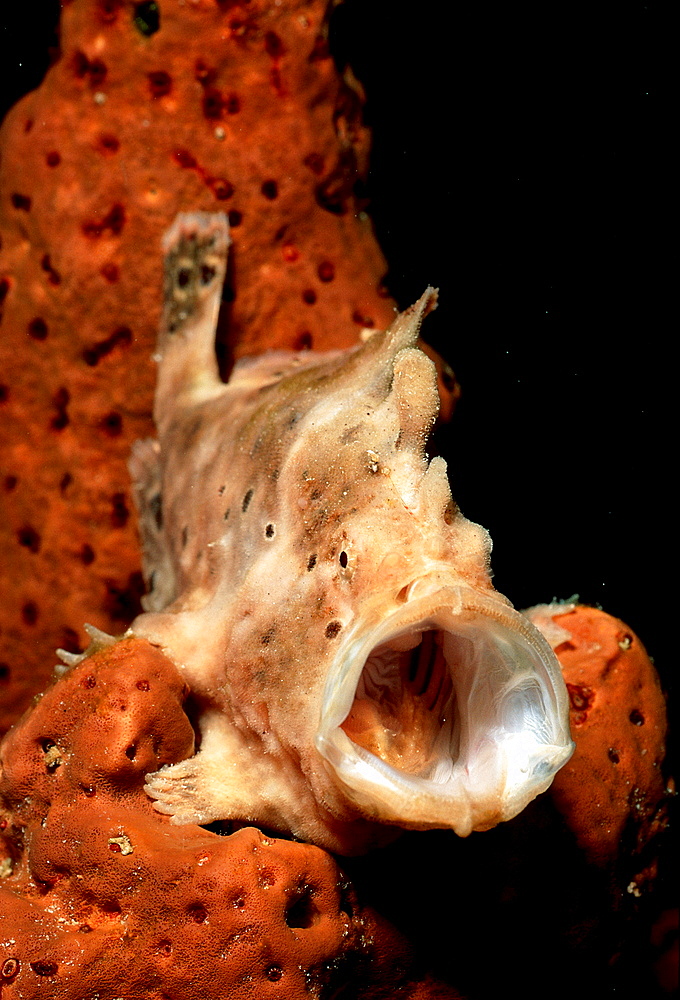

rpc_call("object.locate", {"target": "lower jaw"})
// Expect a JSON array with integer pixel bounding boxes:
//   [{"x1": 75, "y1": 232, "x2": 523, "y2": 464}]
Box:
[{"x1": 315, "y1": 585, "x2": 574, "y2": 836}]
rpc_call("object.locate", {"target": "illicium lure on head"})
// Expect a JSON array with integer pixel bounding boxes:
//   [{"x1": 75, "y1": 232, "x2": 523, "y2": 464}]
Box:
[{"x1": 122, "y1": 211, "x2": 573, "y2": 854}]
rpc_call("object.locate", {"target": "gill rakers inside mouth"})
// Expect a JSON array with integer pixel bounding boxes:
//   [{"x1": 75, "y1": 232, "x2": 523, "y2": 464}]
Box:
[{"x1": 315, "y1": 589, "x2": 574, "y2": 836}]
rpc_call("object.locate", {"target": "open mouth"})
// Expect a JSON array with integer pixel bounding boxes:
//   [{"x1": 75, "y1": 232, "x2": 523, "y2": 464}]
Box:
[
  {"x1": 316, "y1": 589, "x2": 574, "y2": 836},
  {"x1": 340, "y1": 629, "x2": 459, "y2": 780}
]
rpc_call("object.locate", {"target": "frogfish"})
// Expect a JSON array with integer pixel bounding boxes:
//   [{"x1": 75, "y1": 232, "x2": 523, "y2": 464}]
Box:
[{"x1": 113, "y1": 212, "x2": 573, "y2": 853}]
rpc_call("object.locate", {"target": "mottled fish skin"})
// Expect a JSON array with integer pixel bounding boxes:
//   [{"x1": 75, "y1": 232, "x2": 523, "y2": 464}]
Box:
[{"x1": 129, "y1": 212, "x2": 574, "y2": 854}]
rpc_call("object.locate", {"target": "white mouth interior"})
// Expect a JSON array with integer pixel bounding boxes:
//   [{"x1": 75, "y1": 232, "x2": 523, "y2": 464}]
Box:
[{"x1": 316, "y1": 598, "x2": 573, "y2": 835}]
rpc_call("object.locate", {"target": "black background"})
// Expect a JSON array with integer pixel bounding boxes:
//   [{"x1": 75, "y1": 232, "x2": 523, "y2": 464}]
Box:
[{"x1": 331, "y1": 0, "x2": 667, "y2": 664}]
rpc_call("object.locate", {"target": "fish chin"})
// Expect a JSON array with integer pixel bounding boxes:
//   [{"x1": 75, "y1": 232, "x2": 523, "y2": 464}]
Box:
[{"x1": 316, "y1": 586, "x2": 574, "y2": 836}]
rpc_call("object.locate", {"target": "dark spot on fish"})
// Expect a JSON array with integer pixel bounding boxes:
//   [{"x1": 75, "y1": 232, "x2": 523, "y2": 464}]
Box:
[
  {"x1": 608, "y1": 748, "x2": 620, "y2": 763},
  {"x1": 339, "y1": 551, "x2": 348, "y2": 568},
  {"x1": 181, "y1": 526, "x2": 188, "y2": 548},
  {"x1": 325, "y1": 621, "x2": 342, "y2": 639},
  {"x1": 80, "y1": 544, "x2": 95, "y2": 564},
  {"x1": 60, "y1": 473, "x2": 72, "y2": 493},
  {"x1": 629, "y1": 709, "x2": 645, "y2": 726},
  {"x1": 307, "y1": 554, "x2": 317, "y2": 571},
  {"x1": 149, "y1": 492, "x2": 163, "y2": 529},
  {"x1": 261, "y1": 179, "x2": 278, "y2": 200},
  {"x1": 265, "y1": 523, "x2": 275, "y2": 538},
  {"x1": 242, "y1": 489, "x2": 253, "y2": 512},
  {"x1": 218, "y1": 485, "x2": 226, "y2": 495}
]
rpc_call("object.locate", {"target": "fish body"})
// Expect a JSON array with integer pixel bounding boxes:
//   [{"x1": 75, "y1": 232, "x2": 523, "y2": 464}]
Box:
[{"x1": 129, "y1": 213, "x2": 573, "y2": 853}]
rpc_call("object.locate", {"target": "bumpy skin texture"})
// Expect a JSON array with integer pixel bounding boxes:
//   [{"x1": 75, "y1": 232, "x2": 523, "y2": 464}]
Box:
[
  {"x1": 0, "y1": 0, "x2": 402, "y2": 736},
  {"x1": 129, "y1": 213, "x2": 572, "y2": 853},
  {"x1": 0, "y1": 637, "x2": 459, "y2": 999},
  {"x1": 528, "y1": 603, "x2": 670, "y2": 869}
]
